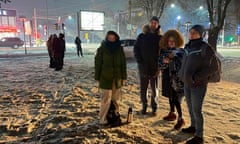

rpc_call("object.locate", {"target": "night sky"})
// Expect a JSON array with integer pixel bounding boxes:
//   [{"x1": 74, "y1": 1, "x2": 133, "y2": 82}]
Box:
[{"x1": 2, "y1": 0, "x2": 127, "y2": 19}]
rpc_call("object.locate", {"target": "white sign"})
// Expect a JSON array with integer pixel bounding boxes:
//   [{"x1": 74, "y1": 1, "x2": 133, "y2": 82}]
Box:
[{"x1": 80, "y1": 11, "x2": 104, "y2": 31}]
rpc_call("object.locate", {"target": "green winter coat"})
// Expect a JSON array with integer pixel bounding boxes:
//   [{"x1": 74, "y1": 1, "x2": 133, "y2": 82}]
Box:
[{"x1": 95, "y1": 41, "x2": 127, "y2": 89}]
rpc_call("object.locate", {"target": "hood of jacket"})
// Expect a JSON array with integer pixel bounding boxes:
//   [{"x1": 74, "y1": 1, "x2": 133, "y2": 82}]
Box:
[{"x1": 142, "y1": 25, "x2": 162, "y2": 35}]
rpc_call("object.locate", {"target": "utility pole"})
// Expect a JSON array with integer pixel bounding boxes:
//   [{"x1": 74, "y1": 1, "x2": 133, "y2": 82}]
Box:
[
  {"x1": 128, "y1": 0, "x2": 132, "y2": 38},
  {"x1": 46, "y1": 0, "x2": 49, "y2": 38},
  {"x1": 77, "y1": 11, "x2": 80, "y2": 38},
  {"x1": 34, "y1": 8, "x2": 38, "y2": 42}
]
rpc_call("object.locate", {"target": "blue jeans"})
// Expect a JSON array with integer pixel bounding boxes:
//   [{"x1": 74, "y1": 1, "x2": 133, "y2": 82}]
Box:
[{"x1": 184, "y1": 85, "x2": 207, "y2": 137}]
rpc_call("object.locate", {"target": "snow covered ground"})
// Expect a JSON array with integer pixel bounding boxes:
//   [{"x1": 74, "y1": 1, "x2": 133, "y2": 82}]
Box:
[{"x1": 0, "y1": 53, "x2": 239, "y2": 143}]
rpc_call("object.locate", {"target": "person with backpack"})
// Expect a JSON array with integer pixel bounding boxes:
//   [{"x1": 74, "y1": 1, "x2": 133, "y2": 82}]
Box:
[
  {"x1": 95, "y1": 31, "x2": 127, "y2": 126},
  {"x1": 179, "y1": 25, "x2": 219, "y2": 144},
  {"x1": 159, "y1": 29, "x2": 185, "y2": 130},
  {"x1": 134, "y1": 16, "x2": 162, "y2": 116}
]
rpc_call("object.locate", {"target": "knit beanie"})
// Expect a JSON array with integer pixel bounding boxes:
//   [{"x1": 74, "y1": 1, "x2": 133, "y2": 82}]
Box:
[
  {"x1": 150, "y1": 16, "x2": 159, "y2": 23},
  {"x1": 190, "y1": 25, "x2": 205, "y2": 37}
]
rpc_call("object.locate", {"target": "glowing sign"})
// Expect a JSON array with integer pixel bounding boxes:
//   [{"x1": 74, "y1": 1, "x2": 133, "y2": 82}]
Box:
[
  {"x1": 80, "y1": 11, "x2": 104, "y2": 31},
  {"x1": 0, "y1": 9, "x2": 16, "y2": 16}
]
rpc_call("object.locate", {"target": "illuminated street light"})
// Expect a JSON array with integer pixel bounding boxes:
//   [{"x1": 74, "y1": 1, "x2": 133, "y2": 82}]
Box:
[
  {"x1": 171, "y1": 3, "x2": 175, "y2": 8},
  {"x1": 38, "y1": 24, "x2": 42, "y2": 28},
  {"x1": 68, "y1": 15, "x2": 72, "y2": 20},
  {"x1": 177, "y1": 16, "x2": 181, "y2": 20},
  {"x1": 199, "y1": 6, "x2": 203, "y2": 10}
]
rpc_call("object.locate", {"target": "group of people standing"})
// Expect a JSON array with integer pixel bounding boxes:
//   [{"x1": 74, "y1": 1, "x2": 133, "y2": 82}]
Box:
[
  {"x1": 47, "y1": 33, "x2": 66, "y2": 71},
  {"x1": 95, "y1": 16, "x2": 217, "y2": 144}
]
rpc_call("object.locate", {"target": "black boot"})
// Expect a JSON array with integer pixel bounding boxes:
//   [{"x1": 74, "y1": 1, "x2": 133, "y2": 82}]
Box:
[
  {"x1": 186, "y1": 136, "x2": 203, "y2": 144},
  {"x1": 182, "y1": 126, "x2": 196, "y2": 134}
]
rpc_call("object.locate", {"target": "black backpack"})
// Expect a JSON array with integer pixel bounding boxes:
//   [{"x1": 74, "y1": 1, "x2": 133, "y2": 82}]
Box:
[
  {"x1": 106, "y1": 101, "x2": 121, "y2": 127},
  {"x1": 201, "y1": 43, "x2": 222, "y2": 83}
]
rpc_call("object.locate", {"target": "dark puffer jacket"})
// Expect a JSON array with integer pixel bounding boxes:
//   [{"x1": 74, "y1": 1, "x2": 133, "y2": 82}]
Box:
[
  {"x1": 178, "y1": 38, "x2": 216, "y2": 88},
  {"x1": 134, "y1": 25, "x2": 162, "y2": 77}
]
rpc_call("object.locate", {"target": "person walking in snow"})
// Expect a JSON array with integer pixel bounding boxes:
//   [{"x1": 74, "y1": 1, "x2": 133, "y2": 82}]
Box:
[
  {"x1": 134, "y1": 16, "x2": 162, "y2": 116},
  {"x1": 159, "y1": 29, "x2": 185, "y2": 130},
  {"x1": 95, "y1": 31, "x2": 127, "y2": 126}
]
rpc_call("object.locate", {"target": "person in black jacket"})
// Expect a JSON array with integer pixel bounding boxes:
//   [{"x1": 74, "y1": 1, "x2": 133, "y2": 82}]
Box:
[
  {"x1": 179, "y1": 25, "x2": 218, "y2": 144},
  {"x1": 54, "y1": 33, "x2": 65, "y2": 71},
  {"x1": 159, "y1": 29, "x2": 185, "y2": 130},
  {"x1": 75, "y1": 36, "x2": 83, "y2": 57},
  {"x1": 134, "y1": 16, "x2": 162, "y2": 116},
  {"x1": 47, "y1": 34, "x2": 55, "y2": 68}
]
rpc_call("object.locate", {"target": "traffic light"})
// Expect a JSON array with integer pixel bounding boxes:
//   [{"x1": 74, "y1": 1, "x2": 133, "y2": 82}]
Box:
[
  {"x1": 54, "y1": 23, "x2": 58, "y2": 30},
  {"x1": 44, "y1": 25, "x2": 47, "y2": 36},
  {"x1": 62, "y1": 23, "x2": 65, "y2": 30}
]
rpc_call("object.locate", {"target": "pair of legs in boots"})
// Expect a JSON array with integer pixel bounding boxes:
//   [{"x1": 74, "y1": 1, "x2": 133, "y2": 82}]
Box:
[{"x1": 163, "y1": 89, "x2": 185, "y2": 130}]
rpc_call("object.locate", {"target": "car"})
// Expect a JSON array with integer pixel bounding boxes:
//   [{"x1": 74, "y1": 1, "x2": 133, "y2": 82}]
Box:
[
  {"x1": 120, "y1": 39, "x2": 136, "y2": 58},
  {"x1": 0, "y1": 37, "x2": 24, "y2": 49}
]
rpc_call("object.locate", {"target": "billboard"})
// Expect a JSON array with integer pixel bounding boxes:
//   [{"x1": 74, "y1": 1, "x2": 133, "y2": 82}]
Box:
[{"x1": 80, "y1": 11, "x2": 104, "y2": 31}]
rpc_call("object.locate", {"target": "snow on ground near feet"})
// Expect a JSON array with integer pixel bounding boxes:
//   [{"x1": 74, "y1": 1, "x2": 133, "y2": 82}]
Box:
[{"x1": 0, "y1": 55, "x2": 239, "y2": 144}]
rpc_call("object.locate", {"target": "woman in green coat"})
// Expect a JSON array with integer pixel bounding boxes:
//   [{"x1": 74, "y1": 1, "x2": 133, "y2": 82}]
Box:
[{"x1": 95, "y1": 31, "x2": 127, "y2": 125}]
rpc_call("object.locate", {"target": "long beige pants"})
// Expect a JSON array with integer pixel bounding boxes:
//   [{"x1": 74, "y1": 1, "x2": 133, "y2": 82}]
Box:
[{"x1": 99, "y1": 84, "x2": 121, "y2": 124}]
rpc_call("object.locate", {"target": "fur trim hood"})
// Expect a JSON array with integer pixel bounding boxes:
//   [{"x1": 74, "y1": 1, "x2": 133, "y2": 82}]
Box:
[
  {"x1": 142, "y1": 25, "x2": 162, "y2": 35},
  {"x1": 159, "y1": 29, "x2": 185, "y2": 50}
]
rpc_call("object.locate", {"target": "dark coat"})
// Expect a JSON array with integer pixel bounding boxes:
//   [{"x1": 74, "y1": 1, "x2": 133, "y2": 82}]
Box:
[
  {"x1": 159, "y1": 48, "x2": 184, "y2": 97},
  {"x1": 95, "y1": 41, "x2": 127, "y2": 89},
  {"x1": 53, "y1": 38, "x2": 65, "y2": 58},
  {"x1": 134, "y1": 25, "x2": 162, "y2": 77},
  {"x1": 75, "y1": 38, "x2": 81, "y2": 47},
  {"x1": 179, "y1": 38, "x2": 216, "y2": 88}
]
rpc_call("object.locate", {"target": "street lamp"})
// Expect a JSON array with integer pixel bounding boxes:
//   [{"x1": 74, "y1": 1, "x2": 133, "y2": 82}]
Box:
[
  {"x1": 177, "y1": 16, "x2": 181, "y2": 30},
  {"x1": 68, "y1": 15, "x2": 72, "y2": 20},
  {"x1": 19, "y1": 16, "x2": 27, "y2": 54},
  {"x1": 177, "y1": 16, "x2": 181, "y2": 20},
  {"x1": 185, "y1": 21, "x2": 192, "y2": 40},
  {"x1": 171, "y1": 3, "x2": 175, "y2": 8},
  {"x1": 199, "y1": 6, "x2": 203, "y2": 10}
]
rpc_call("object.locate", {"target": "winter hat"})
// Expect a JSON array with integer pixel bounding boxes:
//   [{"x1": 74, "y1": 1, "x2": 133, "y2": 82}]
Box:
[
  {"x1": 190, "y1": 25, "x2": 205, "y2": 37},
  {"x1": 150, "y1": 16, "x2": 159, "y2": 23}
]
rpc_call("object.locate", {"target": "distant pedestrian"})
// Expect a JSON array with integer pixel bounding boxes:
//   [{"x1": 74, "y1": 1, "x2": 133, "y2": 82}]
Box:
[
  {"x1": 134, "y1": 16, "x2": 162, "y2": 116},
  {"x1": 75, "y1": 36, "x2": 83, "y2": 57},
  {"x1": 47, "y1": 34, "x2": 55, "y2": 68},
  {"x1": 159, "y1": 29, "x2": 185, "y2": 130},
  {"x1": 179, "y1": 25, "x2": 218, "y2": 144},
  {"x1": 95, "y1": 31, "x2": 127, "y2": 126}
]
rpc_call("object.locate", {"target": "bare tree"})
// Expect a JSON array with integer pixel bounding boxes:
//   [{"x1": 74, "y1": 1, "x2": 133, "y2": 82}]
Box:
[
  {"x1": 132, "y1": 0, "x2": 168, "y2": 20},
  {"x1": 206, "y1": 0, "x2": 232, "y2": 50},
  {"x1": 0, "y1": 0, "x2": 11, "y2": 7},
  {"x1": 0, "y1": 0, "x2": 11, "y2": 3}
]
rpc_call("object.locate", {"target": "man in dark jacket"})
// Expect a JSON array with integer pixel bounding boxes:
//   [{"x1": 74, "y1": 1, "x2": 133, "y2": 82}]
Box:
[
  {"x1": 179, "y1": 25, "x2": 218, "y2": 144},
  {"x1": 75, "y1": 36, "x2": 83, "y2": 57},
  {"x1": 54, "y1": 33, "x2": 65, "y2": 71},
  {"x1": 134, "y1": 16, "x2": 162, "y2": 115}
]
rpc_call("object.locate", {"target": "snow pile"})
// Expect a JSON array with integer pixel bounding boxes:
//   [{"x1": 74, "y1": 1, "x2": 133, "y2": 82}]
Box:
[{"x1": 0, "y1": 55, "x2": 239, "y2": 143}]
